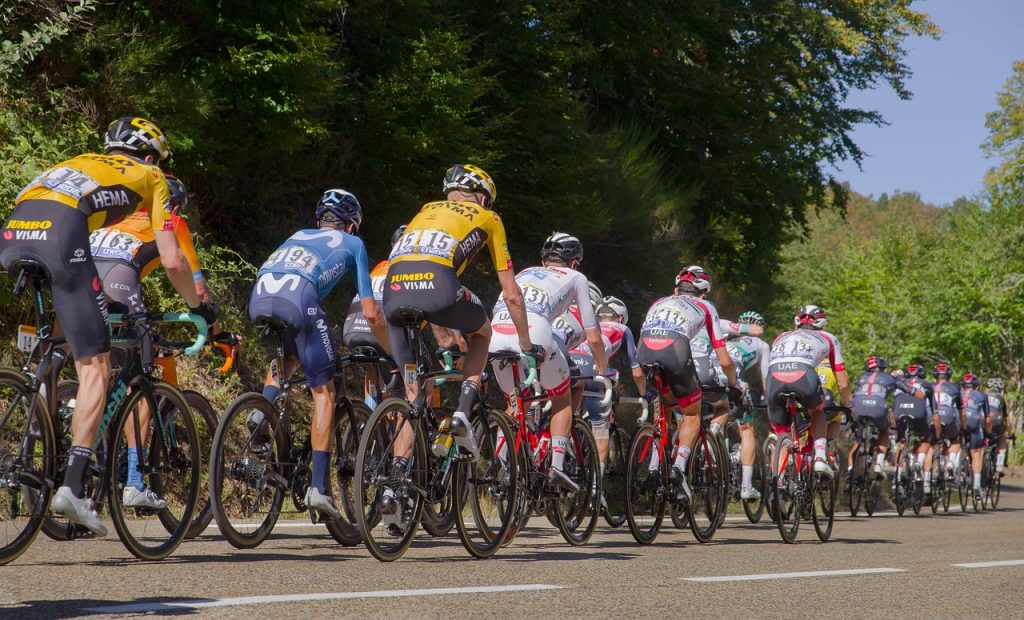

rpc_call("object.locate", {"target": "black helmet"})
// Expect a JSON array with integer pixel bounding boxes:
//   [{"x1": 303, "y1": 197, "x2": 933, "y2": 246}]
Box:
[
  {"x1": 541, "y1": 232, "x2": 584, "y2": 264},
  {"x1": 933, "y1": 363, "x2": 952, "y2": 379},
  {"x1": 907, "y1": 363, "x2": 926, "y2": 379},
  {"x1": 442, "y1": 164, "x2": 496, "y2": 206},
  {"x1": 164, "y1": 174, "x2": 188, "y2": 215},
  {"x1": 391, "y1": 224, "x2": 408, "y2": 247},
  {"x1": 865, "y1": 355, "x2": 887, "y2": 372},
  {"x1": 104, "y1": 117, "x2": 171, "y2": 162},
  {"x1": 315, "y1": 189, "x2": 362, "y2": 230}
]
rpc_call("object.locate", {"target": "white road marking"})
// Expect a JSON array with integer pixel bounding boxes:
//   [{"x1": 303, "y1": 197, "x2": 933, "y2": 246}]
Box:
[
  {"x1": 205, "y1": 521, "x2": 326, "y2": 531},
  {"x1": 84, "y1": 584, "x2": 566, "y2": 614},
  {"x1": 682, "y1": 567, "x2": 906, "y2": 583},
  {"x1": 952, "y1": 560, "x2": 1024, "y2": 568}
]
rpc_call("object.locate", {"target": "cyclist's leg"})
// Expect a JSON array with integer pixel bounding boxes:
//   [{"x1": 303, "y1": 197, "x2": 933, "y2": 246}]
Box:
[
  {"x1": 995, "y1": 423, "x2": 1008, "y2": 473},
  {"x1": 872, "y1": 414, "x2": 892, "y2": 474}
]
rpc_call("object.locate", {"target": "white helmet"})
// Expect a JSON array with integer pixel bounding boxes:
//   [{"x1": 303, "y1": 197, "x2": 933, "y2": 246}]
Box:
[
  {"x1": 587, "y1": 281, "x2": 603, "y2": 310},
  {"x1": 675, "y1": 265, "x2": 711, "y2": 294},
  {"x1": 597, "y1": 295, "x2": 628, "y2": 324},
  {"x1": 794, "y1": 304, "x2": 827, "y2": 330}
]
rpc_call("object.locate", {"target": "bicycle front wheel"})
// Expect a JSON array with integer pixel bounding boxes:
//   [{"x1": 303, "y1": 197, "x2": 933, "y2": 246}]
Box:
[
  {"x1": 624, "y1": 424, "x2": 666, "y2": 544},
  {"x1": 180, "y1": 390, "x2": 218, "y2": 539},
  {"x1": 893, "y1": 447, "x2": 909, "y2": 517},
  {"x1": 763, "y1": 435, "x2": 778, "y2": 522},
  {"x1": 0, "y1": 368, "x2": 57, "y2": 565},
  {"x1": 549, "y1": 417, "x2": 600, "y2": 546},
  {"x1": 742, "y1": 439, "x2": 767, "y2": 524},
  {"x1": 811, "y1": 471, "x2": 835, "y2": 542},
  {"x1": 326, "y1": 400, "x2": 370, "y2": 546},
  {"x1": 602, "y1": 426, "x2": 630, "y2": 528},
  {"x1": 771, "y1": 435, "x2": 800, "y2": 543},
  {"x1": 209, "y1": 392, "x2": 285, "y2": 549},
  {"x1": 454, "y1": 407, "x2": 519, "y2": 557},
  {"x1": 108, "y1": 382, "x2": 199, "y2": 560},
  {"x1": 686, "y1": 431, "x2": 727, "y2": 543},
  {"x1": 354, "y1": 398, "x2": 425, "y2": 562}
]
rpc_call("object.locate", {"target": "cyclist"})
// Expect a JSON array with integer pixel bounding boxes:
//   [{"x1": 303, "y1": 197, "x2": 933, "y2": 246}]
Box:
[
  {"x1": 893, "y1": 363, "x2": 935, "y2": 493},
  {"x1": 0, "y1": 117, "x2": 215, "y2": 535},
  {"x1": 384, "y1": 165, "x2": 536, "y2": 462},
  {"x1": 816, "y1": 360, "x2": 843, "y2": 470},
  {"x1": 765, "y1": 305, "x2": 853, "y2": 477},
  {"x1": 985, "y1": 378, "x2": 1010, "y2": 476},
  {"x1": 489, "y1": 232, "x2": 608, "y2": 490},
  {"x1": 248, "y1": 188, "x2": 384, "y2": 518},
  {"x1": 846, "y1": 356, "x2": 923, "y2": 478},
  {"x1": 574, "y1": 295, "x2": 645, "y2": 477},
  {"x1": 726, "y1": 310, "x2": 771, "y2": 499},
  {"x1": 88, "y1": 173, "x2": 234, "y2": 509},
  {"x1": 960, "y1": 372, "x2": 989, "y2": 501},
  {"x1": 929, "y1": 362, "x2": 964, "y2": 484},
  {"x1": 638, "y1": 266, "x2": 736, "y2": 502}
]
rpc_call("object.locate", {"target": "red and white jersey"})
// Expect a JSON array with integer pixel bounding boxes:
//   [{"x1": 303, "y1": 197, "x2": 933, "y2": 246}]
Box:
[
  {"x1": 768, "y1": 329, "x2": 846, "y2": 372},
  {"x1": 639, "y1": 294, "x2": 726, "y2": 347},
  {"x1": 493, "y1": 266, "x2": 597, "y2": 327},
  {"x1": 551, "y1": 304, "x2": 584, "y2": 349}
]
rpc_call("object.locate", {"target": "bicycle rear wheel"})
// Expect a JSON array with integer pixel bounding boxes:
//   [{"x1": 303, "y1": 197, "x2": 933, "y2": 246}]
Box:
[
  {"x1": 771, "y1": 435, "x2": 800, "y2": 543},
  {"x1": 847, "y1": 446, "x2": 866, "y2": 517},
  {"x1": 957, "y1": 457, "x2": 969, "y2": 512},
  {"x1": 742, "y1": 439, "x2": 767, "y2": 524},
  {"x1": 325, "y1": 400, "x2": 370, "y2": 546},
  {"x1": 209, "y1": 392, "x2": 285, "y2": 549},
  {"x1": 109, "y1": 383, "x2": 199, "y2": 560},
  {"x1": 763, "y1": 435, "x2": 778, "y2": 522},
  {"x1": 454, "y1": 408, "x2": 519, "y2": 557},
  {"x1": 354, "y1": 398, "x2": 424, "y2": 562},
  {"x1": 602, "y1": 426, "x2": 629, "y2": 528},
  {"x1": 811, "y1": 471, "x2": 835, "y2": 542},
  {"x1": 893, "y1": 448, "x2": 908, "y2": 517},
  {"x1": 687, "y1": 431, "x2": 727, "y2": 543},
  {"x1": 0, "y1": 368, "x2": 57, "y2": 565},
  {"x1": 624, "y1": 425, "x2": 666, "y2": 544},
  {"x1": 549, "y1": 417, "x2": 600, "y2": 546}
]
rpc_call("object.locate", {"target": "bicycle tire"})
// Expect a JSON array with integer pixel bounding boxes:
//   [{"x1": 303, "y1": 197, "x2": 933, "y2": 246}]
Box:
[
  {"x1": 763, "y1": 436, "x2": 778, "y2": 522},
  {"x1": 209, "y1": 392, "x2": 285, "y2": 549},
  {"x1": 990, "y1": 472, "x2": 1001, "y2": 509},
  {"x1": 957, "y1": 455, "x2": 969, "y2": 512},
  {"x1": 602, "y1": 426, "x2": 630, "y2": 528},
  {"x1": 180, "y1": 390, "x2": 218, "y2": 539},
  {"x1": 501, "y1": 432, "x2": 533, "y2": 548},
  {"x1": 549, "y1": 417, "x2": 600, "y2": 546},
  {"x1": 624, "y1": 424, "x2": 666, "y2": 544},
  {"x1": 911, "y1": 458, "x2": 924, "y2": 516},
  {"x1": 325, "y1": 400, "x2": 370, "y2": 546},
  {"x1": 811, "y1": 471, "x2": 835, "y2": 542},
  {"x1": 0, "y1": 367, "x2": 58, "y2": 565},
  {"x1": 108, "y1": 382, "x2": 199, "y2": 560},
  {"x1": 742, "y1": 439, "x2": 767, "y2": 524},
  {"x1": 687, "y1": 431, "x2": 727, "y2": 543},
  {"x1": 771, "y1": 435, "x2": 800, "y2": 543},
  {"x1": 894, "y1": 447, "x2": 908, "y2": 517},
  {"x1": 354, "y1": 398, "x2": 425, "y2": 562}
]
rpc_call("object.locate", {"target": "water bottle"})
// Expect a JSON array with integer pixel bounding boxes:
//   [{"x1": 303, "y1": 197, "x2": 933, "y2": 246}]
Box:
[{"x1": 432, "y1": 419, "x2": 454, "y2": 458}]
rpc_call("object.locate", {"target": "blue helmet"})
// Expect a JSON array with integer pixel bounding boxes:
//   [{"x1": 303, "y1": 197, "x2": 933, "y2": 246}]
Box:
[{"x1": 315, "y1": 189, "x2": 362, "y2": 230}]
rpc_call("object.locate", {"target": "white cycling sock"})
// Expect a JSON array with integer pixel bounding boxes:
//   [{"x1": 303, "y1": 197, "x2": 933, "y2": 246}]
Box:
[
  {"x1": 673, "y1": 445, "x2": 691, "y2": 473},
  {"x1": 874, "y1": 452, "x2": 885, "y2": 470},
  {"x1": 951, "y1": 451, "x2": 961, "y2": 471},
  {"x1": 916, "y1": 452, "x2": 926, "y2": 467},
  {"x1": 741, "y1": 464, "x2": 753, "y2": 489},
  {"x1": 996, "y1": 450, "x2": 1006, "y2": 471},
  {"x1": 648, "y1": 446, "x2": 661, "y2": 472},
  {"x1": 551, "y1": 436, "x2": 569, "y2": 471},
  {"x1": 923, "y1": 471, "x2": 931, "y2": 484},
  {"x1": 813, "y1": 438, "x2": 827, "y2": 462},
  {"x1": 973, "y1": 473, "x2": 981, "y2": 490}
]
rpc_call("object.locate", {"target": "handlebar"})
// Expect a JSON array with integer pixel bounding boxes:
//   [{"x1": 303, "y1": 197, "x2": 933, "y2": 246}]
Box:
[
  {"x1": 619, "y1": 396, "x2": 650, "y2": 424},
  {"x1": 108, "y1": 312, "x2": 208, "y2": 356},
  {"x1": 581, "y1": 375, "x2": 615, "y2": 409}
]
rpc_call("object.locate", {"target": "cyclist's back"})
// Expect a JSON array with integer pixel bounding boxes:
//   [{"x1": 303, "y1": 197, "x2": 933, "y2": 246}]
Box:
[
  {"x1": 933, "y1": 380, "x2": 963, "y2": 438},
  {"x1": 852, "y1": 365, "x2": 916, "y2": 431}
]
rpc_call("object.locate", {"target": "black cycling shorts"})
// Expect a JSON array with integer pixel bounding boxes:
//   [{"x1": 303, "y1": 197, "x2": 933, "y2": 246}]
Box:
[
  {"x1": 765, "y1": 364, "x2": 823, "y2": 427},
  {"x1": 896, "y1": 414, "x2": 931, "y2": 444},
  {"x1": 936, "y1": 421, "x2": 960, "y2": 443},
  {"x1": 95, "y1": 260, "x2": 147, "y2": 315},
  {"x1": 0, "y1": 200, "x2": 109, "y2": 359},
  {"x1": 342, "y1": 299, "x2": 386, "y2": 355},
  {"x1": 855, "y1": 408, "x2": 891, "y2": 432},
  {"x1": 382, "y1": 261, "x2": 487, "y2": 369},
  {"x1": 989, "y1": 414, "x2": 1006, "y2": 436},
  {"x1": 637, "y1": 331, "x2": 701, "y2": 407}
]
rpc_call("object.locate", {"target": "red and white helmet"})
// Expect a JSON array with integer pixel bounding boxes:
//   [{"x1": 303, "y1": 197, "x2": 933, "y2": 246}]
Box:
[
  {"x1": 794, "y1": 304, "x2": 827, "y2": 330},
  {"x1": 675, "y1": 265, "x2": 712, "y2": 294}
]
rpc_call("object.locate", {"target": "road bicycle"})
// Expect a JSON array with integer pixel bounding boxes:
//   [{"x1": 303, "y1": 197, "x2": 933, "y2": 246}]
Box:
[
  {"x1": 770, "y1": 395, "x2": 849, "y2": 543},
  {"x1": 846, "y1": 416, "x2": 883, "y2": 517},
  {"x1": 929, "y1": 430, "x2": 957, "y2": 514},
  {"x1": 955, "y1": 432, "x2": 979, "y2": 513},
  {"x1": 720, "y1": 396, "x2": 767, "y2": 525},
  {"x1": 209, "y1": 315, "x2": 388, "y2": 549},
  {"x1": 979, "y1": 431, "x2": 1011, "y2": 509},
  {"x1": 353, "y1": 308, "x2": 519, "y2": 561},
  {"x1": 892, "y1": 414, "x2": 925, "y2": 516}
]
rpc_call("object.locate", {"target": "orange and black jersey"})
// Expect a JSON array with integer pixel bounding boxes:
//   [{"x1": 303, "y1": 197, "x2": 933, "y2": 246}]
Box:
[
  {"x1": 388, "y1": 200, "x2": 513, "y2": 275},
  {"x1": 15, "y1": 153, "x2": 172, "y2": 233},
  {"x1": 89, "y1": 210, "x2": 202, "y2": 280}
]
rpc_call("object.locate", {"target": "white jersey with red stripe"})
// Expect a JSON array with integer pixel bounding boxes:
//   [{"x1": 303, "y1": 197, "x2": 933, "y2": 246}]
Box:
[
  {"x1": 768, "y1": 328, "x2": 846, "y2": 372},
  {"x1": 639, "y1": 294, "x2": 726, "y2": 347},
  {"x1": 493, "y1": 265, "x2": 598, "y2": 327},
  {"x1": 552, "y1": 304, "x2": 585, "y2": 349}
]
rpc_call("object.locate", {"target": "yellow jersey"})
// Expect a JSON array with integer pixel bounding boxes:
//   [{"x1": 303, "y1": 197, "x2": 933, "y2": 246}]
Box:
[
  {"x1": 15, "y1": 153, "x2": 171, "y2": 233},
  {"x1": 389, "y1": 200, "x2": 512, "y2": 275},
  {"x1": 817, "y1": 362, "x2": 839, "y2": 405}
]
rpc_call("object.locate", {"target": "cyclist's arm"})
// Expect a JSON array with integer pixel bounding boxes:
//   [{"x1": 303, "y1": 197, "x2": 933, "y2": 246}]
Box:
[
  {"x1": 154, "y1": 228, "x2": 200, "y2": 308},
  {"x1": 173, "y1": 217, "x2": 213, "y2": 306},
  {"x1": 714, "y1": 345, "x2": 737, "y2": 386},
  {"x1": 576, "y1": 276, "x2": 607, "y2": 374},
  {"x1": 496, "y1": 269, "x2": 532, "y2": 350},
  {"x1": 624, "y1": 327, "x2": 646, "y2": 394},
  {"x1": 353, "y1": 241, "x2": 387, "y2": 348},
  {"x1": 836, "y1": 368, "x2": 852, "y2": 407},
  {"x1": 584, "y1": 327, "x2": 609, "y2": 375}
]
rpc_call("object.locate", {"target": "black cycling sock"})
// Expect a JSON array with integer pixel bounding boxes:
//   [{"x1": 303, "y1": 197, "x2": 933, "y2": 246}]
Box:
[
  {"x1": 311, "y1": 450, "x2": 330, "y2": 494},
  {"x1": 455, "y1": 380, "x2": 479, "y2": 418},
  {"x1": 65, "y1": 446, "x2": 93, "y2": 498}
]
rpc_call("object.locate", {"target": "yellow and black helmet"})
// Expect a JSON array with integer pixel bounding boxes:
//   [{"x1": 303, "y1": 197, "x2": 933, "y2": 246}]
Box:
[
  {"x1": 442, "y1": 164, "x2": 497, "y2": 205},
  {"x1": 104, "y1": 117, "x2": 171, "y2": 162}
]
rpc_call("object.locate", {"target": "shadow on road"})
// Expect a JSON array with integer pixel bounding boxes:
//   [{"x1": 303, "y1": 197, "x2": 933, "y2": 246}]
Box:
[{"x1": 2, "y1": 597, "x2": 204, "y2": 618}]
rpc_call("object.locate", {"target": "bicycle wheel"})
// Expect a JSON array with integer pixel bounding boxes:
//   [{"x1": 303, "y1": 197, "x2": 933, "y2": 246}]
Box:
[
  {"x1": 454, "y1": 407, "x2": 519, "y2": 556},
  {"x1": 0, "y1": 368, "x2": 58, "y2": 565},
  {"x1": 209, "y1": 392, "x2": 285, "y2": 549},
  {"x1": 501, "y1": 430, "x2": 533, "y2": 548},
  {"x1": 354, "y1": 398, "x2": 425, "y2": 562},
  {"x1": 911, "y1": 461, "x2": 924, "y2": 516},
  {"x1": 179, "y1": 390, "x2": 218, "y2": 539},
  {"x1": 108, "y1": 382, "x2": 199, "y2": 560},
  {"x1": 811, "y1": 471, "x2": 835, "y2": 542},
  {"x1": 929, "y1": 453, "x2": 941, "y2": 514},
  {"x1": 957, "y1": 457, "x2": 969, "y2": 512},
  {"x1": 771, "y1": 435, "x2": 800, "y2": 543},
  {"x1": 325, "y1": 400, "x2": 370, "y2": 546},
  {"x1": 864, "y1": 473, "x2": 880, "y2": 517},
  {"x1": 742, "y1": 438, "x2": 767, "y2": 524},
  {"x1": 763, "y1": 435, "x2": 778, "y2": 522},
  {"x1": 990, "y1": 472, "x2": 1001, "y2": 509},
  {"x1": 624, "y1": 424, "x2": 666, "y2": 544},
  {"x1": 893, "y1": 448, "x2": 908, "y2": 517},
  {"x1": 847, "y1": 447, "x2": 865, "y2": 517},
  {"x1": 549, "y1": 418, "x2": 600, "y2": 546},
  {"x1": 687, "y1": 431, "x2": 727, "y2": 543},
  {"x1": 602, "y1": 426, "x2": 630, "y2": 528}
]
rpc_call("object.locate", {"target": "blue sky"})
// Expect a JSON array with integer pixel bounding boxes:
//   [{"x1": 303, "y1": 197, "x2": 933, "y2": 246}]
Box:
[{"x1": 834, "y1": 0, "x2": 1023, "y2": 206}]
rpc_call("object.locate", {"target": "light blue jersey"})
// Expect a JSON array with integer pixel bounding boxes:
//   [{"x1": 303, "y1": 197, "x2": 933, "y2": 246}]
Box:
[{"x1": 258, "y1": 228, "x2": 373, "y2": 300}]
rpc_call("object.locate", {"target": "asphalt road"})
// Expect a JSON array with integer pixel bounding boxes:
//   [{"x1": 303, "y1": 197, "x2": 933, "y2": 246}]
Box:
[{"x1": 3, "y1": 474, "x2": 1023, "y2": 619}]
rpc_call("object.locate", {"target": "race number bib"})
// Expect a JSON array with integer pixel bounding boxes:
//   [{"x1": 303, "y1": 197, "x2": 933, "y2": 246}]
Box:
[
  {"x1": 89, "y1": 229, "x2": 143, "y2": 262},
  {"x1": 391, "y1": 229, "x2": 457, "y2": 261},
  {"x1": 263, "y1": 245, "x2": 320, "y2": 277}
]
